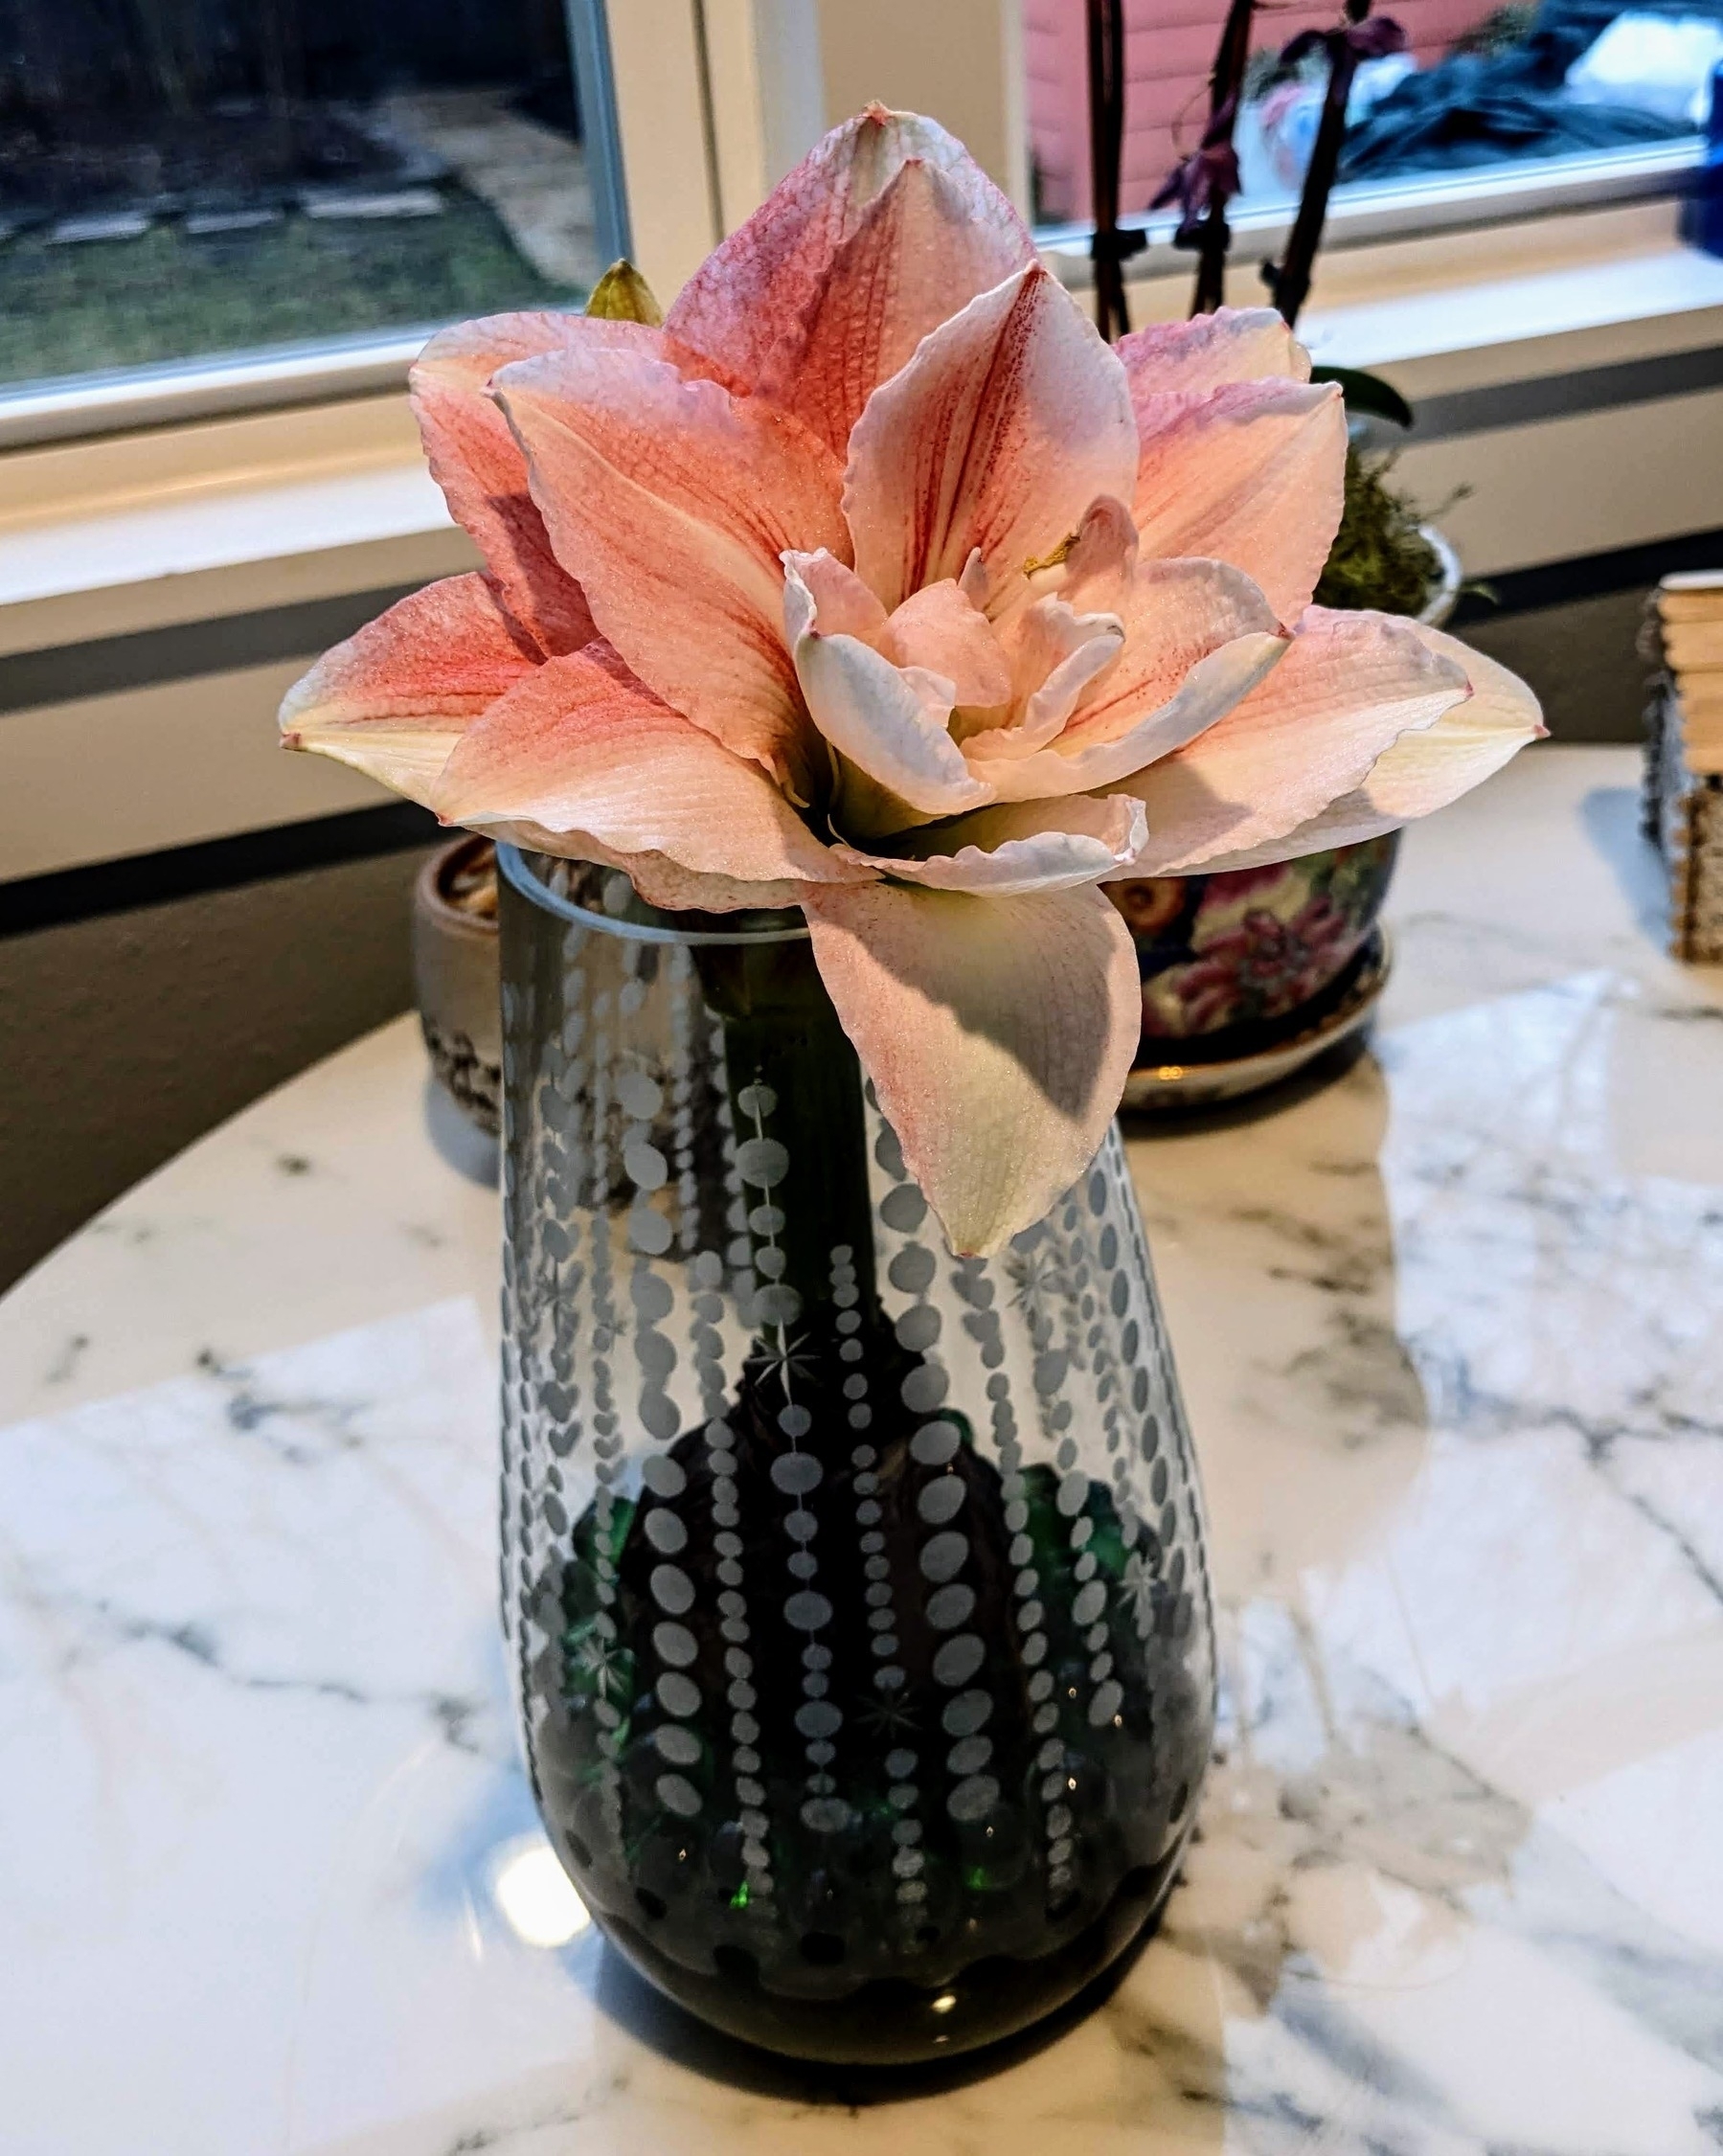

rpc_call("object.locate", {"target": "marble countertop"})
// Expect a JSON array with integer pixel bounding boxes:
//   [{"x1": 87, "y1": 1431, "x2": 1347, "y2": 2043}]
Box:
[{"x1": 5, "y1": 745, "x2": 1722, "y2": 2155}]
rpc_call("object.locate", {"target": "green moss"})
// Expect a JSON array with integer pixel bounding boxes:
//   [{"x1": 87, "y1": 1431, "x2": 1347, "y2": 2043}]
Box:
[{"x1": 1314, "y1": 446, "x2": 1440, "y2": 619}]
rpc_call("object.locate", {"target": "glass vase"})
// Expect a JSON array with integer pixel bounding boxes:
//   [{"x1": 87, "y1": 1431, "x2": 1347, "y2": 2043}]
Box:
[{"x1": 496, "y1": 847, "x2": 1216, "y2": 2065}]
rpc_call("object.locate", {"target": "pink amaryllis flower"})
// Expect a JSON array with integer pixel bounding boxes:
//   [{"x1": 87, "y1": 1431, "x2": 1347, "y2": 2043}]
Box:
[{"x1": 282, "y1": 105, "x2": 1540, "y2": 1256}]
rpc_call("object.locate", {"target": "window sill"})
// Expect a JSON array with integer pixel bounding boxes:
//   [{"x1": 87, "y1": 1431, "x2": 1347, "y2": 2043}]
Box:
[{"x1": 2, "y1": 194, "x2": 1719, "y2": 890}]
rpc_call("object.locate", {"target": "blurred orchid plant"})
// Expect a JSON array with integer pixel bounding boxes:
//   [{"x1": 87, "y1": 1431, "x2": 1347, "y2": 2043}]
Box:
[{"x1": 282, "y1": 106, "x2": 1539, "y2": 1256}]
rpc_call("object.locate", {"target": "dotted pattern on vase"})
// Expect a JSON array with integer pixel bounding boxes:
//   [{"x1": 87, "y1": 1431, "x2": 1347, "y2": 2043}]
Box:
[{"x1": 498, "y1": 858, "x2": 1217, "y2": 2001}]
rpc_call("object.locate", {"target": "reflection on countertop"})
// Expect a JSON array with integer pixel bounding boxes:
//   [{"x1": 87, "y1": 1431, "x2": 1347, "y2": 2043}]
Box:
[{"x1": 2, "y1": 747, "x2": 1721, "y2": 2154}]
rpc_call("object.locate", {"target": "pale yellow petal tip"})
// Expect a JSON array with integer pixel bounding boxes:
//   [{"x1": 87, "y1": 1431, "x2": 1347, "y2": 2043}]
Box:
[{"x1": 585, "y1": 261, "x2": 664, "y2": 327}]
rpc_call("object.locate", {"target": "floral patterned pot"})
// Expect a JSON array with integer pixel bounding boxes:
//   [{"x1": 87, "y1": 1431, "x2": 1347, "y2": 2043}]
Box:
[{"x1": 1111, "y1": 833, "x2": 1398, "y2": 1057}]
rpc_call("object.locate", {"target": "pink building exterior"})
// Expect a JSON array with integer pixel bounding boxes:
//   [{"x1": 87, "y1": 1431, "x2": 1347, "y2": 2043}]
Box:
[{"x1": 1025, "y1": 0, "x2": 1493, "y2": 221}]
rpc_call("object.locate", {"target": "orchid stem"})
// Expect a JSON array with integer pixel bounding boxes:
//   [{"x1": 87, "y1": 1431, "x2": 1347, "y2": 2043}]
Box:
[
  {"x1": 1190, "y1": 0, "x2": 1255, "y2": 314},
  {"x1": 1087, "y1": 0, "x2": 1133, "y2": 343},
  {"x1": 1267, "y1": 11, "x2": 1363, "y2": 329}
]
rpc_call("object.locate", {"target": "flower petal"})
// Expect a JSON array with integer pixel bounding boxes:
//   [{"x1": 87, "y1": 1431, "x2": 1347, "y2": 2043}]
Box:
[
  {"x1": 781, "y1": 548, "x2": 889, "y2": 643},
  {"x1": 882, "y1": 580, "x2": 1012, "y2": 708},
  {"x1": 1189, "y1": 623, "x2": 1546, "y2": 870},
  {"x1": 1105, "y1": 606, "x2": 1474, "y2": 875},
  {"x1": 983, "y1": 635, "x2": 1286, "y2": 801},
  {"x1": 1116, "y1": 306, "x2": 1310, "y2": 396},
  {"x1": 975, "y1": 558, "x2": 1286, "y2": 799},
  {"x1": 667, "y1": 105, "x2": 1032, "y2": 404},
  {"x1": 1130, "y1": 379, "x2": 1347, "y2": 624},
  {"x1": 845, "y1": 265, "x2": 1138, "y2": 617},
  {"x1": 784, "y1": 557, "x2": 993, "y2": 828},
  {"x1": 836, "y1": 792, "x2": 1146, "y2": 894},
  {"x1": 966, "y1": 597, "x2": 1123, "y2": 755},
  {"x1": 279, "y1": 572, "x2": 540, "y2": 799},
  {"x1": 432, "y1": 643, "x2": 865, "y2": 890},
  {"x1": 410, "y1": 313, "x2": 609, "y2": 655},
  {"x1": 494, "y1": 342, "x2": 847, "y2": 791},
  {"x1": 756, "y1": 153, "x2": 1036, "y2": 457},
  {"x1": 801, "y1": 881, "x2": 1141, "y2": 1255}
]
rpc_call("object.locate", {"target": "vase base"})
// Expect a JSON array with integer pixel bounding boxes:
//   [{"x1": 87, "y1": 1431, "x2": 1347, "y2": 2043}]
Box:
[{"x1": 589, "y1": 1831, "x2": 1190, "y2": 2068}]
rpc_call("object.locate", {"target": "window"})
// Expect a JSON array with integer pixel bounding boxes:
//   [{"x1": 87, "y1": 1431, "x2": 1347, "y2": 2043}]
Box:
[
  {"x1": 1020, "y1": 0, "x2": 1709, "y2": 261},
  {"x1": 0, "y1": 0, "x2": 623, "y2": 397}
]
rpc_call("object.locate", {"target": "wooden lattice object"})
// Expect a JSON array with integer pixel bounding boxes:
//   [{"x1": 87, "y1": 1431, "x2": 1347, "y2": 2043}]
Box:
[{"x1": 1644, "y1": 573, "x2": 1723, "y2": 964}]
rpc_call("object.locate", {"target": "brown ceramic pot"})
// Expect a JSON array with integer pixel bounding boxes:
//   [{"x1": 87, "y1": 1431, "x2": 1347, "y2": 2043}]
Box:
[{"x1": 413, "y1": 834, "x2": 501, "y2": 1134}]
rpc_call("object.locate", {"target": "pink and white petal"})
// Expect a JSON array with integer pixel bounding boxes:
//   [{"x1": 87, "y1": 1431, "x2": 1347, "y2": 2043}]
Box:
[
  {"x1": 785, "y1": 560, "x2": 993, "y2": 827},
  {"x1": 1039, "y1": 555, "x2": 1285, "y2": 760},
  {"x1": 1103, "y1": 606, "x2": 1474, "y2": 875},
  {"x1": 965, "y1": 599, "x2": 1123, "y2": 757},
  {"x1": 845, "y1": 265, "x2": 1138, "y2": 616},
  {"x1": 667, "y1": 105, "x2": 1033, "y2": 401},
  {"x1": 835, "y1": 792, "x2": 1146, "y2": 894},
  {"x1": 1116, "y1": 306, "x2": 1310, "y2": 397},
  {"x1": 801, "y1": 880, "x2": 1141, "y2": 1255},
  {"x1": 280, "y1": 571, "x2": 541, "y2": 799},
  {"x1": 982, "y1": 632, "x2": 1286, "y2": 801},
  {"x1": 881, "y1": 580, "x2": 1012, "y2": 707},
  {"x1": 494, "y1": 343, "x2": 846, "y2": 788},
  {"x1": 757, "y1": 154, "x2": 1036, "y2": 456},
  {"x1": 410, "y1": 313, "x2": 622, "y2": 654},
  {"x1": 431, "y1": 645, "x2": 865, "y2": 889},
  {"x1": 1039, "y1": 494, "x2": 1139, "y2": 614},
  {"x1": 782, "y1": 547, "x2": 890, "y2": 644},
  {"x1": 1131, "y1": 379, "x2": 1346, "y2": 624},
  {"x1": 1191, "y1": 626, "x2": 1547, "y2": 871}
]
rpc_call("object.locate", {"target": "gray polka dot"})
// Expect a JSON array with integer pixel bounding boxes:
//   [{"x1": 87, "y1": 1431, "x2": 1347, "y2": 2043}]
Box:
[
  {"x1": 1034, "y1": 1350, "x2": 1070, "y2": 1396},
  {"x1": 918, "y1": 1531, "x2": 968, "y2": 1583},
  {"x1": 880, "y1": 1183, "x2": 927, "y2": 1230},
  {"x1": 889, "y1": 1245, "x2": 937, "y2": 1294},
  {"x1": 946, "y1": 1775, "x2": 1000, "y2": 1823},
  {"x1": 756, "y1": 1283, "x2": 803, "y2": 1326},
  {"x1": 946, "y1": 1734, "x2": 992, "y2": 1776},
  {"x1": 623, "y1": 1139, "x2": 668, "y2": 1191},
  {"x1": 656, "y1": 1671, "x2": 700, "y2": 1717},
  {"x1": 784, "y1": 1590, "x2": 832, "y2": 1632},
  {"x1": 617, "y1": 1071, "x2": 663, "y2": 1119},
  {"x1": 901, "y1": 1364, "x2": 949, "y2": 1412},
  {"x1": 655, "y1": 1724, "x2": 702, "y2": 1766},
  {"x1": 639, "y1": 1389, "x2": 679, "y2": 1441},
  {"x1": 629, "y1": 1271, "x2": 674, "y2": 1321},
  {"x1": 629, "y1": 1206, "x2": 673, "y2": 1256},
  {"x1": 795, "y1": 1699, "x2": 843, "y2": 1739},
  {"x1": 650, "y1": 1564, "x2": 694, "y2": 1613},
  {"x1": 885, "y1": 1747, "x2": 918, "y2": 1779},
  {"x1": 778, "y1": 1404, "x2": 812, "y2": 1439},
  {"x1": 736, "y1": 1136, "x2": 789, "y2": 1189},
  {"x1": 737, "y1": 1081, "x2": 777, "y2": 1119},
  {"x1": 645, "y1": 1509, "x2": 688, "y2": 1555},
  {"x1": 917, "y1": 1477, "x2": 965, "y2": 1525},
  {"x1": 941, "y1": 1689, "x2": 993, "y2": 1737},
  {"x1": 911, "y1": 1419, "x2": 961, "y2": 1466},
  {"x1": 771, "y1": 1452, "x2": 823, "y2": 1494},
  {"x1": 656, "y1": 1773, "x2": 701, "y2": 1818},
  {"x1": 1072, "y1": 1580, "x2": 1107, "y2": 1625},
  {"x1": 895, "y1": 1305, "x2": 941, "y2": 1351},
  {"x1": 1088, "y1": 1678, "x2": 1124, "y2": 1727},
  {"x1": 1057, "y1": 1469, "x2": 1092, "y2": 1517},
  {"x1": 932, "y1": 1633, "x2": 986, "y2": 1688},
  {"x1": 924, "y1": 1583, "x2": 975, "y2": 1631},
  {"x1": 801, "y1": 1797, "x2": 851, "y2": 1832},
  {"x1": 642, "y1": 1454, "x2": 686, "y2": 1498},
  {"x1": 652, "y1": 1621, "x2": 698, "y2": 1667}
]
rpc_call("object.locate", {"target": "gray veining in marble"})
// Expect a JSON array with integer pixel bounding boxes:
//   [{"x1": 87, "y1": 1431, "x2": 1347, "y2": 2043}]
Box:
[{"x1": 2, "y1": 748, "x2": 1721, "y2": 2154}]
